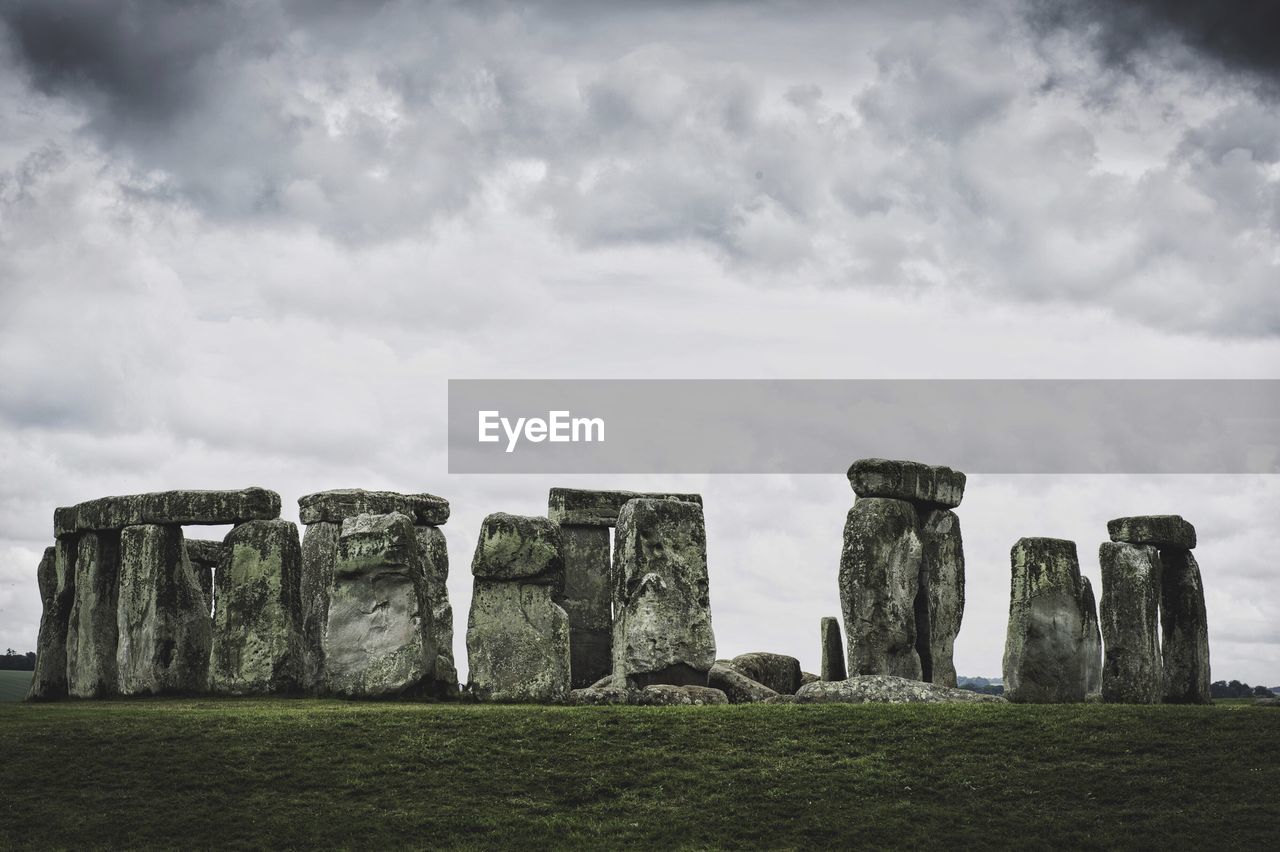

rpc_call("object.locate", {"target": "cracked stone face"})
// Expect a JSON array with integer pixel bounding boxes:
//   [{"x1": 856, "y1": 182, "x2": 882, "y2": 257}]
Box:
[
  {"x1": 1002, "y1": 537, "x2": 1088, "y2": 704},
  {"x1": 1099, "y1": 541, "x2": 1163, "y2": 704}
]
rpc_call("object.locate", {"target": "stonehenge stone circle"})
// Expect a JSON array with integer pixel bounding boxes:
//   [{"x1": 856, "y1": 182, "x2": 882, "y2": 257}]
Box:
[
  {"x1": 116, "y1": 524, "x2": 211, "y2": 696},
  {"x1": 1079, "y1": 576, "x2": 1103, "y2": 698},
  {"x1": 820, "y1": 616, "x2": 846, "y2": 681},
  {"x1": 727, "y1": 652, "x2": 802, "y2": 695},
  {"x1": 708, "y1": 661, "x2": 779, "y2": 703},
  {"x1": 467, "y1": 513, "x2": 570, "y2": 702},
  {"x1": 612, "y1": 498, "x2": 717, "y2": 688},
  {"x1": 324, "y1": 513, "x2": 436, "y2": 698},
  {"x1": 1098, "y1": 542, "x2": 1164, "y2": 704},
  {"x1": 209, "y1": 519, "x2": 303, "y2": 695},
  {"x1": 66, "y1": 531, "x2": 122, "y2": 698},
  {"x1": 1002, "y1": 537, "x2": 1088, "y2": 703},
  {"x1": 27, "y1": 546, "x2": 70, "y2": 700}
]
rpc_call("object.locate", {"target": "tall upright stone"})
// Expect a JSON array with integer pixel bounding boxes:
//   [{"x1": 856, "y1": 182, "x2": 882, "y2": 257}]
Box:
[
  {"x1": 557, "y1": 525, "x2": 613, "y2": 689},
  {"x1": 116, "y1": 524, "x2": 212, "y2": 696},
  {"x1": 416, "y1": 525, "x2": 459, "y2": 697},
  {"x1": 1099, "y1": 541, "x2": 1163, "y2": 704},
  {"x1": 299, "y1": 521, "x2": 341, "y2": 692},
  {"x1": 27, "y1": 545, "x2": 72, "y2": 700},
  {"x1": 1002, "y1": 537, "x2": 1087, "y2": 704},
  {"x1": 65, "y1": 531, "x2": 122, "y2": 698},
  {"x1": 820, "y1": 616, "x2": 846, "y2": 682},
  {"x1": 1160, "y1": 550, "x2": 1211, "y2": 704},
  {"x1": 840, "y1": 497, "x2": 923, "y2": 681},
  {"x1": 919, "y1": 508, "x2": 964, "y2": 687},
  {"x1": 1079, "y1": 576, "x2": 1103, "y2": 698},
  {"x1": 325, "y1": 513, "x2": 436, "y2": 698},
  {"x1": 467, "y1": 513, "x2": 570, "y2": 703},
  {"x1": 209, "y1": 519, "x2": 303, "y2": 695},
  {"x1": 612, "y1": 499, "x2": 716, "y2": 688}
]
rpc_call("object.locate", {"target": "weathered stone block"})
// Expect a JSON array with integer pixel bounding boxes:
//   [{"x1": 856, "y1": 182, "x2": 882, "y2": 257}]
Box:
[
  {"x1": 66, "y1": 531, "x2": 121, "y2": 698},
  {"x1": 1002, "y1": 537, "x2": 1087, "y2": 704},
  {"x1": 299, "y1": 521, "x2": 341, "y2": 692},
  {"x1": 632, "y1": 684, "x2": 729, "y2": 706},
  {"x1": 58, "y1": 488, "x2": 280, "y2": 533},
  {"x1": 920, "y1": 508, "x2": 964, "y2": 687},
  {"x1": 1079, "y1": 576, "x2": 1102, "y2": 697},
  {"x1": 209, "y1": 520, "x2": 302, "y2": 695},
  {"x1": 568, "y1": 684, "x2": 633, "y2": 705},
  {"x1": 298, "y1": 489, "x2": 449, "y2": 527},
  {"x1": 471, "y1": 513, "x2": 564, "y2": 584},
  {"x1": 612, "y1": 499, "x2": 716, "y2": 688},
  {"x1": 1099, "y1": 542, "x2": 1163, "y2": 704},
  {"x1": 557, "y1": 525, "x2": 613, "y2": 688},
  {"x1": 728, "y1": 652, "x2": 802, "y2": 695},
  {"x1": 548, "y1": 488, "x2": 702, "y2": 527},
  {"x1": 796, "y1": 675, "x2": 1004, "y2": 704},
  {"x1": 846, "y1": 459, "x2": 966, "y2": 508},
  {"x1": 28, "y1": 545, "x2": 72, "y2": 700},
  {"x1": 466, "y1": 580, "x2": 570, "y2": 703},
  {"x1": 708, "y1": 661, "x2": 778, "y2": 703},
  {"x1": 1160, "y1": 550, "x2": 1211, "y2": 704},
  {"x1": 416, "y1": 525, "x2": 459, "y2": 697},
  {"x1": 839, "y1": 498, "x2": 922, "y2": 680},
  {"x1": 325, "y1": 513, "x2": 435, "y2": 698},
  {"x1": 820, "y1": 616, "x2": 846, "y2": 682},
  {"x1": 116, "y1": 525, "x2": 212, "y2": 696},
  {"x1": 1107, "y1": 515, "x2": 1196, "y2": 550}
]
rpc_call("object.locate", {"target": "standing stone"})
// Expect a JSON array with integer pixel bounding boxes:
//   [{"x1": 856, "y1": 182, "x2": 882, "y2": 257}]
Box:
[
  {"x1": 920, "y1": 508, "x2": 964, "y2": 687},
  {"x1": 839, "y1": 498, "x2": 922, "y2": 681},
  {"x1": 466, "y1": 513, "x2": 569, "y2": 703},
  {"x1": 1159, "y1": 550, "x2": 1211, "y2": 704},
  {"x1": 27, "y1": 545, "x2": 71, "y2": 700},
  {"x1": 66, "y1": 531, "x2": 122, "y2": 698},
  {"x1": 325, "y1": 513, "x2": 436, "y2": 698},
  {"x1": 184, "y1": 539, "x2": 223, "y2": 614},
  {"x1": 209, "y1": 519, "x2": 303, "y2": 695},
  {"x1": 1099, "y1": 542, "x2": 1163, "y2": 704},
  {"x1": 728, "y1": 652, "x2": 802, "y2": 695},
  {"x1": 557, "y1": 525, "x2": 613, "y2": 689},
  {"x1": 299, "y1": 521, "x2": 341, "y2": 692},
  {"x1": 115, "y1": 525, "x2": 212, "y2": 696},
  {"x1": 820, "y1": 616, "x2": 846, "y2": 682},
  {"x1": 416, "y1": 525, "x2": 459, "y2": 697},
  {"x1": 612, "y1": 499, "x2": 717, "y2": 687},
  {"x1": 1079, "y1": 576, "x2": 1103, "y2": 698},
  {"x1": 1002, "y1": 538, "x2": 1087, "y2": 704}
]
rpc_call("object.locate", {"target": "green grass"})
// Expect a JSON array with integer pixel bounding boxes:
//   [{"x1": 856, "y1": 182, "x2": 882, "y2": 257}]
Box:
[
  {"x1": 0, "y1": 670, "x2": 32, "y2": 701},
  {"x1": 0, "y1": 700, "x2": 1276, "y2": 850}
]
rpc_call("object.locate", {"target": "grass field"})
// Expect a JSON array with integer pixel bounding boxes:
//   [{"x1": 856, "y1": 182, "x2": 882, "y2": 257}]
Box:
[
  {"x1": 0, "y1": 699, "x2": 1276, "y2": 850},
  {"x1": 0, "y1": 670, "x2": 32, "y2": 701}
]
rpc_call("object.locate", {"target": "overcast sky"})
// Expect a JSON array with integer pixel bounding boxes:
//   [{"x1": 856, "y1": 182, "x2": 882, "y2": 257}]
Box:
[{"x1": 1, "y1": 0, "x2": 1277, "y2": 684}]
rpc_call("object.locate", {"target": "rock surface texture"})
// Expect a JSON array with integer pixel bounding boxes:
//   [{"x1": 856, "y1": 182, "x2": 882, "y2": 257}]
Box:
[
  {"x1": 56, "y1": 488, "x2": 280, "y2": 534},
  {"x1": 1159, "y1": 549, "x2": 1211, "y2": 704},
  {"x1": 1002, "y1": 538, "x2": 1088, "y2": 703},
  {"x1": 66, "y1": 531, "x2": 121, "y2": 698},
  {"x1": 796, "y1": 675, "x2": 1004, "y2": 704},
  {"x1": 846, "y1": 459, "x2": 966, "y2": 509},
  {"x1": 820, "y1": 616, "x2": 846, "y2": 681},
  {"x1": 919, "y1": 508, "x2": 965, "y2": 687},
  {"x1": 727, "y1": 652, "x2": 802, "y2": 695},
  {"x1": 298, "y1": 489, "x2": 449, "y2": 526},
  {"x1": 708, "y1": 661, "x2": 778, "y2": 704},
  {"x1": 27, "y1": 545, "x2": 72, "y2": 700},
  {"x1": 1098, "y1": 542, "x2": 1164, "y2": 704},
  {"x1": 556, "y1": 525, "x2": 614, "y2": 689},
  {"x1": 547, "y1": 488, "x2": 702, "y2": 527},
  {"x1": 612, "y1": 499, "x2": 716, "y2": 688},
  {"x1": 1107, "y1": 515, "x2": 1197, "y2": 550},
  {"x1": 299, "y1": 521, "x2": 341, "y2": 692},
  {"x1": 416, "y1": 525, "x2": 459, "y2": 697},
  {"x1": 184, "y1": 539, "x2": 223, "y2": 613},
  {"x1": 1079, "y1": 576, "x2": 1103, "y2": 698}
]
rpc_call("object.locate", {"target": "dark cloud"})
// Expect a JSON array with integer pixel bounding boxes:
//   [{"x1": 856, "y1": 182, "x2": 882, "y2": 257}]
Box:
[{"x1": 1029, "y1": 0, "x2": 1280, "y2": 89}]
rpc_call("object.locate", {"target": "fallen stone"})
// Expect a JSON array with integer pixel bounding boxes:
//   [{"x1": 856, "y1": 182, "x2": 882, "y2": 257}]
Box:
[
  {"x1": 115, "y1": 525, "x2": 212, "y2": 696},
  {"x1": 1002, "y1": 537, "x2": 1087, "y2": 704},
  {"x1": 568, "y1": 684, "x2": 634, "y2": 705},
  {"x1": 184, "y1": 539, "x2": 223, "y2": 613},
  {"x1": 920, "y1": 508, "x2": 965, "y2": 688},
  {"x1": 66, "y1": 532, "x2": 121, "y2": 698},
  {"x1": 632, "y1": 684, "x2": 729, "y2": 706},
  {"x1": 27, "y1": 545, "x2": 71, "y2": 700},
  {"x1": 846, "y1": 459, "x2": 966, "y2": 509},
  {"x1": 729, "y1": 652, "x2": 802, "y2": 695},
  {"x1": 471, "y1": 513, "x2": 564, "y2": 585},
  {"x1": 1099, "y1": 542, "x2": 1163, "y2": 704},
  {"x1": 209, "y1": 520, "x2": 303, "y2": 695},
  {"x1": 466, "y1": 580, "x2": 570, "y2": 703},
  {"x1": 416, "y1": 525, "x2": 459, "y2": 698},
  {"x1": 1079, "y1": 576, "x2": 1103, "y2": 698},
  {"x1": 1107, "y1": 515, "x2": 1196, "y2": 550},
  {"x1": 299, "y1": 521, "x2": 341, "y2": 692},
  {"x1": 298, "y1": 489, "x2": 449, "y2": 527},
  {"x1": 820, "y1": 616, "x2": 846, "y2": 681},
  {"x1": 612, "y1": 499, "x2": 716, "y2": 688},
  {"x1": 682, "y1": 685, "x2": 729, "y2": 705},
  {"x1": 796, "y1": 675, "x2": 1005, "y2": 704},
  {"x1": 800, "y1": 671, "x2": 820, "y2": 686},
  {"x1": 1160, "y1": 549, "x2": 1211, "y2": 704},
  {"x1": 557, "y1": 525, "x2": 613, "y2": 689},
  {"x1": 839, "y1": 497, "x2": 922, "y2": 681},
  {"x1": 57, "y1": 488, "x2": 280, "y2": 534},
  {"x1": 708, "y1": 662, "x2": 778, "y2": 704},
  {"x1": 325, "y1": 513, "x2": 436, "y2": 698},
  {"x1": 548, "y1": 488, "x2": 702, "y2": 527}
]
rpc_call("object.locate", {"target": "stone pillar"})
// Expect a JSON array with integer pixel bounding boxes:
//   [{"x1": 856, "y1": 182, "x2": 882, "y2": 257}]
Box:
[
  {"x1": 416, "y1": 525, "x2": 459, "y2": 698},
  {"x1": 820, "y1": 616, "x2": 846, "y2": 682},
  {"x1": 612, "y1": 499, "x2": 716, "y2": 688},
  {"x1": 299, "y1": 521, "x2": 340, "y2": 692},
  {"x1": 466, "y1": 513, "x2": 570, "y2": 703},
  {"x1": 209, "y1": 519, "x2": 303, "y2": 695},
  {"x1": 1079, "y1": 576, "x2": 1103, "y2": 698},
  {"x1": 1002, "y1": 537, "x2": 1087, "y2": 704},
  {"x1": 65, "y1": 531, "x2": 122, "y2": 698},
  {"x1": 1099, "y1": 541, "x2": 1163, "y2": 704},
  {"x1": 920, "y1": 508, "x2": 964, "y2": 688},
  {"x1": 557, "y1": 525, "x2": 613, "y2": 689},
  {"x1": 325, "y1": 513, "x2": 436, "y2": 698},
  {"x1": 27, "y1": 545, "x2": 72, "y2": 700}
]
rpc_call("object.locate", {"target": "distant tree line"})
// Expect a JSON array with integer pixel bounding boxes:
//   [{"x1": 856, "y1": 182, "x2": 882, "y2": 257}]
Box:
[
  {"x1": 0, "y1": 651, "x2": 36, "y2": 671},
  {"x1": 1210, "y1": 680, "x2": 1275, "y2": 699}
]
